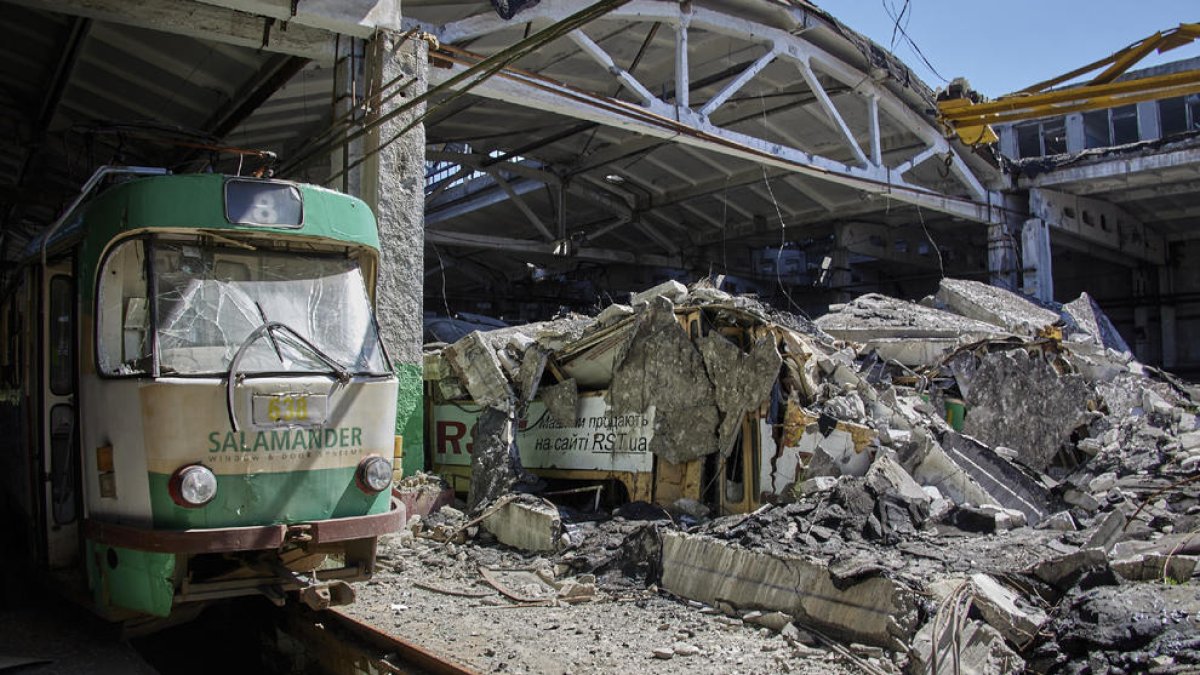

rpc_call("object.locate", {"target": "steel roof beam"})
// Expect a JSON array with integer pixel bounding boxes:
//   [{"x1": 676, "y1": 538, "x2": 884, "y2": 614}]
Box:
[
  {"x1": 193, "y1": 0, "x2": 401, "y2": 39},
  {"x1": 419, "y1": 0, "x2": 1001, "y2": 224},
  {"x1": 426, "y1": 229, "x2": 681, "y2": 267},
  {"x1": 8, "y1": 0, "x2": 338, "y2": 63}
]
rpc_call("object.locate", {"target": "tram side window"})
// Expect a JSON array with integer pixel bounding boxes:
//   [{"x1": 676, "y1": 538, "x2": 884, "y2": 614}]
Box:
[{"x1": 97, "y1": 240, "x2": 150, "y2": 375}]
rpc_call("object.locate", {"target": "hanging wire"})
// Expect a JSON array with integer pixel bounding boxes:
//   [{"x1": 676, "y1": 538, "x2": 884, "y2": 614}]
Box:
[
  {"x1": 285, "y1": 0, "x2": 634, "y2": 184},
  {"x1": 916, "y1": 202, "x2": 945, "y2": 279},
  {"x1": 881, "y1": 0, "x2": 949, "y2": 84}
]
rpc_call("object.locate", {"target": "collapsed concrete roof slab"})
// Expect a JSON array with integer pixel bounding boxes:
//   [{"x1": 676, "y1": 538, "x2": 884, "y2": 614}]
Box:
[
  {"x1": 607, "y1": 297, "x2": 720, "y2": 464},
  {"x1": 935, "y1": 278, "x2": 1061, "y2": 337},
  {"x1": 951, "y1": 348, "x2": 1094, "y2": 472},
  {"x1": 815, "y1": 293, "x2": 1007, "y2": 342}
]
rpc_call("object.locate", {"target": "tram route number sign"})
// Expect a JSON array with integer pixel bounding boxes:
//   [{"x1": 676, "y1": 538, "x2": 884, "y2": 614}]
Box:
[{"x1": 252, "y1": 393, "x2": 329, "y2": 427}]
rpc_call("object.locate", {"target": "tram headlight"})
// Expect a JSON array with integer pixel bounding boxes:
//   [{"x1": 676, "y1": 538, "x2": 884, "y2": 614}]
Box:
[
  {"x1": 169, "y1": 465, "x2": 218, "y2": 508},
  {"x1": 356, "y1": 456, "x2": 392, "y2": 494}
]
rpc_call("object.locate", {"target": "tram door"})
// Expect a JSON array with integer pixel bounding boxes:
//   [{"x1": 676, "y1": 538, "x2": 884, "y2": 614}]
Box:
[{"x1": 41, "y1": 260, "x2": 79, "y2": 569}]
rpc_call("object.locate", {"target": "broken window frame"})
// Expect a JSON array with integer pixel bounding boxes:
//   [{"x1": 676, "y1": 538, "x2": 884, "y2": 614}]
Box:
[
  {"x1": 1014, "y1": 118, "x2": 1067, "y2": 158},
  {"x1": 95, "y1": 233, "x2": 391, "y2": 380},
  {"x1": 1158, "y1": 94, "x2": 1200, "y2": 137}
]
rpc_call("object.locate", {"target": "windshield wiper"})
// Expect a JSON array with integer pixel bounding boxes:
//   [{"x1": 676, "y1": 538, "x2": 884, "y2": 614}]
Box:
[{"x1": 224, "y1": 320, "x2": 351, "y2": 432}]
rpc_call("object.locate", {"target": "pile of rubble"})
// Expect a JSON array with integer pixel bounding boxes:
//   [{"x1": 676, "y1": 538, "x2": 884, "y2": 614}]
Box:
[{"x1": 413, "y1": 277, "x2": 1198, "y2": 674}]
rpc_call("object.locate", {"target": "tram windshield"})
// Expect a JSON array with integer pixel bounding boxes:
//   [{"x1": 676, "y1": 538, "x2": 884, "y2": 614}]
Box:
[{"x1": 152, "y1": 241, "x2": 388, "y2": 376}]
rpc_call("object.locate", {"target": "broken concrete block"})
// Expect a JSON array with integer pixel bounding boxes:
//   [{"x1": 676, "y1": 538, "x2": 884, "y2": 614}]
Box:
[
  {"x1": 596, "y1": 303, "x2": 634, "y2": 325},
  {"x1": 1111, "y1": 532, "x2": 1200, "y2": 559},
  {"x1": 1082, "y1": 511, "x2": 1127, "y2": 552},
  {"x1": 481, "y1": 497, "x2": 562, "y2": 552},
  {"x1": 936, "y1": 278, "x2": 1060, "y2": 336},
  {"x1": 938, "y1": 432, "x2": 1055, "y2": 525},
  {"x1": 698, "y1": 332, "x2": 781, "y2": 457},
  {"x1": 866, "y1": 454, "x2": 931, "y2": 507},
  {"x1": 537, "y1": 379, "x2": 579, "y2": 427},
  {"x1": 1088, "y1": 472, "x2": 1117, "y2": 493},
  {"x1": 909, "y1": 618, "x2": 1025, "y2": 675},
  {"x1": 862, "y1": 338, "x2": 961, "y2": 367},
  {"x1": 744, "y1": 611, "x2": 793, "y2": 632},
  {"x1": 969, "y1": 573, "x2": 1048, "y2": 647},
  {"x1": 660, "y1": 532, "x2": 920, "y2": 650},
  {"x1": 1029, "y1": 548, "x2": 1110, "y2": 592},
  {"x1": 555, "y1": 578, "x2": 597, "y2": 603},
  {"x1": 607, "y1": 297, "x2": 719, "y2": 464},
  {"x1": 631, "y1": 279, "x2": 688, "y2": 306},
  {"x1": 469, "y1": 408, "x2": 530, "y2": 511},
  {"x1": 909, "y1": 438, "x2": 999, "y2": 511},
  {"x1": 952, "y1": 348, "x2": 1093, "y2": 471},
  {"x1": 800, "y1": 476, "x2": 838, "y2": 495},
  {"x1": 1062, "y1": 292, "x2": 1131, "y2": 354},
  {"x1": 1037, "y1": 511, "x2": 1077, "y2": 531},
  {"x1": 1111, "y1": 554, "x2": 1197, "y2": 583},
  {"x1": 442, "y1": 331, "x2": 514, "y2": 408}
]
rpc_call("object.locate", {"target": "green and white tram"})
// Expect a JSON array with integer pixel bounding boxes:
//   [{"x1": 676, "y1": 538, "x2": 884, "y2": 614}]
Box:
[{"x1": 0, "y1": 167, "x2": 402, "y2": 622}]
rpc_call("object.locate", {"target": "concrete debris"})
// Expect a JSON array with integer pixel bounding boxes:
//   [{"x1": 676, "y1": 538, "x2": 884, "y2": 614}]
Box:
[
  {"x1": 951, "y1": 348, "x2": 1093, "y2": 472},
  {"x1": 910, "y1": 619, "x2": 1024, "y2": 675},
  {"x1": 1029, "y1": 583, "x2": 1200, "y2": 673},
  {"x1": 417, "y1": 278, "x2": 1199, "y2": 673},
  {"x1": 467, "y1": 408, "x2": 530, "y2": 512},
  {"x1": 481, "y1": 495, "x2": 562, "y2": 552},
  {"x1": 698, "y1": 332, "x2": 782, "y2": 456},
  {"x1": 1111, "y1": 553, "x2": 1197, "y2": 583},
  {"x1": 1062, "y1": 291, "x2": 1132, "y2": 353},
  {"x1": 631, "y1": 279, "x2": 689, "y2": 306},
  {"x1": 442, "y1": 331, "x2": 514, "y2": 408},
  {"x1": 816, "y1": 293, "x2": 1006, "y2": 341},
  {"x1": 659, "y1": 531, "x2": 920, "y2": 650},
  {"x1": 394, "y1": 472, "x2": 455, "y2": 524},
  {"x1": 967, "y1": 573, "x2": 1047, "y2": 646},
  {"x1": 934, "y1": 278, "x2": 1061, "y2": 337},
  {"x1": 608, "y1": 297, "x2": 721, "y2": 464},
  {"x1": 536, "y1": 378, "x2": 579, "y2": 427}
]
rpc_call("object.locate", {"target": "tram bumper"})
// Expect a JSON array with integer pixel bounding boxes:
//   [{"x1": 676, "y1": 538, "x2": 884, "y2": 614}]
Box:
[
  {"x1": 83, "y1": 502, "x2": 403, "y2": 616},
  {"x1": 83, "y1": 501, "x2": 404, "y2": 554}
]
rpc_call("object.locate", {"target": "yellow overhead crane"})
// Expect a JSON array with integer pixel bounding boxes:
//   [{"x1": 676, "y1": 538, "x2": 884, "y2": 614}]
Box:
[{"x1": 937, "y1": 23, "x2": 1200, "y2": 146}]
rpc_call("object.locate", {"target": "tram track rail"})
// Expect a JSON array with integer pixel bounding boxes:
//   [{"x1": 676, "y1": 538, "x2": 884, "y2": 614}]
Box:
[{"x1": 279, "y1": 605, "x2": 480, "y2": 675}]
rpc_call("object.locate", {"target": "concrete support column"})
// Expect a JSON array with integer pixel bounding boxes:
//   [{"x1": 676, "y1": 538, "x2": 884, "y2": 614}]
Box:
[
  {"x1": 331, "y1": 36, "x2": 367, "y2": 196},
  {"x1": 987, "y1": 222, "x2": 1019, "y2": 291},
  {"x1": 364, "y1": 31, "x2": 428, "y2": 477},
  {"x1": 1159, "y1": 263, "x2": 1177, "y2": 368},
  {"x1": 828, "y1": 226, "x2": 855, "y2": 303},
  {"x1": 1131, "y1": 267, "x2": 1152, "y2": 362},
  {"x1": 1021, "y1": 217, "x2": 1054, "y2": 303}
]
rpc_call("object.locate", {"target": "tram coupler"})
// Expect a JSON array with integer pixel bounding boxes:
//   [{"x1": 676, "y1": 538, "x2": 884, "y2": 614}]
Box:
[
  {"x1": 299, "y1": 580, "x2": 355, "y2": 611},
  {"x1": 270, "y1": 559, "x2": 355, "y2": 610}
]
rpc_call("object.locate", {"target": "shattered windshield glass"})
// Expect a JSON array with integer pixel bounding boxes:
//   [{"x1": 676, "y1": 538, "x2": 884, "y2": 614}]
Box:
[{"x1": 154, "y1": 240, "x2": 388, "y2": 376}]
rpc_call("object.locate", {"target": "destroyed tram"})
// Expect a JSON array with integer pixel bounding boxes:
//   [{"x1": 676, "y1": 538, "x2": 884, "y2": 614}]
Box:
[{"x1": 0, "y1": 167, "x2": 402, "y2": 624}]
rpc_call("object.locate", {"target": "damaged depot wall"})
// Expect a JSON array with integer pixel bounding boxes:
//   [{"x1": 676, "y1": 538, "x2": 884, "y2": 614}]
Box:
[{"x1": 607, "y1": 297, "x2": 721, "y2": 464}]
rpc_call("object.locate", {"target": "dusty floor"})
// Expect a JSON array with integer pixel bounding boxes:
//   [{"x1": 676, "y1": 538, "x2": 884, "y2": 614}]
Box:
[{"x1": 343, "y1": 534, "x2": 865, "y2": 675}]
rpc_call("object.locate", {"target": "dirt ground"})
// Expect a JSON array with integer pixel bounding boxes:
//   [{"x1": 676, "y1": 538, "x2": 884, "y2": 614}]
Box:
[{"x1": 342, "y1": 534, "x2": 869, "y2": 675}]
